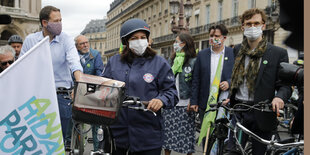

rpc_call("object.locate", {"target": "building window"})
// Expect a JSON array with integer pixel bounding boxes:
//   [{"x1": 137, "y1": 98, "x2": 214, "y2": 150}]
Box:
[
  {"x1": 194, "y1": 41, "x2": 199, "y2": 51},
  {"x1": 195, "y1": 15, "x2": 199, "y2": 26},
  {"x1": 100, "y1": 43, "x2": 102, "y2": 49},
  {"x1": 1, "y1": 0, "x2": 14, "y2": 7},
  {"x1": 201, "y1": 40, "x2": 209, "y2": 50},
  {"x1": 268, "y1": 0, "x2": 272, "y2": 6},
  {"x1": 248, "y1": 0, "x2": 256, "y2": 8},
  {"x1": 165, "y1": 20, "x2": 168, "y2": 35},
  {"x1": 205, "y1": 5, "x2": 210, "y2": 24},
  {"x1": 218, "y1": 1, "x2": 223, "y2": 21},
  {"x1": 232, "y1": 0, "x2": 238, "y2": 17},
  {"x1": 159, "y1": 23, "x2": 162, "y2": 36},
  {"x1": 159, "y1": 0, "x2": 162, "y2": 12}
]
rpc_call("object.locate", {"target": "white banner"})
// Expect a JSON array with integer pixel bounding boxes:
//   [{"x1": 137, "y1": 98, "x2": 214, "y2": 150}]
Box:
[{"x1": 0, "y1": 37, "x2": 65, "y2": 154}]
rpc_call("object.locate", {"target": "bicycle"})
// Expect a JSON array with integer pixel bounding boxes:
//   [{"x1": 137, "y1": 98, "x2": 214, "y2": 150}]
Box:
[
  {"x1": 204, "y1": 100, "x2": 303, "y2": 155},
  {"x1": 68, "y1": 74, "x2": 126, "y2": 155},
  {"x1": 89, "y1": 96, "x2": 154, "y2": 155},
  {"x1": 68, "y1": 74, "x2": 157, "y2": 155}
]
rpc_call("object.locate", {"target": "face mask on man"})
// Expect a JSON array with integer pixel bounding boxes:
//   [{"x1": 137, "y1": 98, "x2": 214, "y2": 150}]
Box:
[
  {"x1": 46, "y1": 22, "x2": 62, "y2": 36},
  {"x1": 209, "y1": 37, "x2": 222, "y2": 48},
  {"x1": 129, "y1": 39, "x2": 148, "y2": 56},
  {"x1": 244, "y1": 25, "x2": 263, "y2": 41},
  {"x1": 173, "y1": 42, "x2": 183, "y2": 52}
]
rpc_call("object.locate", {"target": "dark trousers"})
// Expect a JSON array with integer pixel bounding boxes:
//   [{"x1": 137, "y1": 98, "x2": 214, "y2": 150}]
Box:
[
  {"x1": 57, "y1": 94, "x2": 72, "y2": 143},
  {"x1": 226, "y1": 111, "x2": 272, "y2": 155},
  {"x1": 113, "y1": 147, "x2": 162, "y2": 155}
]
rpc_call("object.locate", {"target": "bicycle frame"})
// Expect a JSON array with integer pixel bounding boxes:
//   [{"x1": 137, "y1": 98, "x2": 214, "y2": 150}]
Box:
[{"x1": 235, "y1": 122, "x2": 303, "y2": 155}]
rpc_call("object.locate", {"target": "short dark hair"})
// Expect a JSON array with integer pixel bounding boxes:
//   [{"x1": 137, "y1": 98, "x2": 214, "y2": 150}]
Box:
[
  {"x1": 240, "y1": 8, "x2": 267, "y2": 24},
  {"x1": 39, "y1": 6, "x2": 60, "y2": 26},
  {"x1": 208, "y1": 24, "x2": 228, "y2": 36}
]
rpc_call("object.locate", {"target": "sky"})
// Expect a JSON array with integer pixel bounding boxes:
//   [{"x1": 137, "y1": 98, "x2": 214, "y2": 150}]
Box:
[{"x1": 42, "y1": 0, "x2": 114, "y2": 38}]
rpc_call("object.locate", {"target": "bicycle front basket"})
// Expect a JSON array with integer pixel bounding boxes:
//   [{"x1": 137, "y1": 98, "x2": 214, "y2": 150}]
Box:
[{"x1": 72, "y1": 74, "x2": 125, "y2": 125}]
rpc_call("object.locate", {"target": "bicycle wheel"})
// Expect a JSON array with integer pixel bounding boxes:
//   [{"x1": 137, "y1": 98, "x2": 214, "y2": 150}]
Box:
[{"x1": 70, "y1": 122, "x2": 84, "y2": 155}]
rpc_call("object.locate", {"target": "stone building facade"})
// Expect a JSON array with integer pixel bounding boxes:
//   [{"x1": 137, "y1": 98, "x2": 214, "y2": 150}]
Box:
[
  {"x1": 105, "y1": 0, "x2": 299, "y2": 62},
  {"x1": 0, "y1": 0, "x2": 41, "y2": 45},
  {"x1": 81, "y1": 19, "x2": 108, "y2": 64}
]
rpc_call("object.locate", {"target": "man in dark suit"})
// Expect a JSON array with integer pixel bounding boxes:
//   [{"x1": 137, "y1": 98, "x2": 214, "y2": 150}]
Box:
[
  {"x1": 224, "y1": 8, "x2": 292, "y2": 155},
  {"x1": 189, "y1": 24, "x2": 235, "y2": 127}
]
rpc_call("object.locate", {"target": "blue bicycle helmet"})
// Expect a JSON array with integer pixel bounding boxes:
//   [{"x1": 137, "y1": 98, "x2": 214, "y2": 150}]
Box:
[{"x1": 120, "y1": 18, "x2": 150, "y2": 44}]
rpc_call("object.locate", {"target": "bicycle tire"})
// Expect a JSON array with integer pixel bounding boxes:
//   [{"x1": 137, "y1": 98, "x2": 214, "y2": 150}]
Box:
[{"x1": 70, "y1": 123, "x2": 84, "y2": 155}]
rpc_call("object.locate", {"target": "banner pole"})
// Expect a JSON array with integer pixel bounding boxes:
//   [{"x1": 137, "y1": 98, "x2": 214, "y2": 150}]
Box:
[{"x1": 203, "y1": 127, "x2": 211, "y2": 155}]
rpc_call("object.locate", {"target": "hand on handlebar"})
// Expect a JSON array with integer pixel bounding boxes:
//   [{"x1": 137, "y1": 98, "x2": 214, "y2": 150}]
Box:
[
  {"x1": 272, "y1": 97, "x2": 284, "y2": 116},
  {"x1": 147, "y1": 99, "x2": 163, "y2": 112}
]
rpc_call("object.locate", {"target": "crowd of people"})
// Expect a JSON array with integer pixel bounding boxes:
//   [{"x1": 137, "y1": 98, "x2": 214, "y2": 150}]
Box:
[{"x1": 0, "y1": 4, "x2": 303, "y2": 155}]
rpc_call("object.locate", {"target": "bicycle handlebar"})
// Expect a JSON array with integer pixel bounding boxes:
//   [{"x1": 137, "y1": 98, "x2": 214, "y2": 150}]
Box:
[
  {"x1": 122, "y1": 97, "x2": 156, "y2": 116},
  {"x1": 208, "y1": 99, "x2": 280, "y2": 114}
]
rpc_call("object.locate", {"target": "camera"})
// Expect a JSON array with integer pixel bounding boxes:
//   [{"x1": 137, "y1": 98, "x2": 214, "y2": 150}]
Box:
[{"x1": 279, "y1": 62, "x2": 303, "y2": 88}]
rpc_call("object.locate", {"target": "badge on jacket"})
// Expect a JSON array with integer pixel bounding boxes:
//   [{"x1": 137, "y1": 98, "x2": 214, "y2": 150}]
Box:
[
  {"x1": 184, "y1": 66, "x2": 192, "y2": 73},
  {"x1": 143, "y1": 73, "x2": 154, "y2": 83}
]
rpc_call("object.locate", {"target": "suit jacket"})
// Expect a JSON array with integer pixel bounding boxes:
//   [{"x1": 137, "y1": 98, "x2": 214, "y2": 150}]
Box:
[
  {"x1": 191, "y1": 47, "x2": 235, "y2": 110},
  {"x1": 230, "y1": 42, "x2": 292, "y2": 105}
]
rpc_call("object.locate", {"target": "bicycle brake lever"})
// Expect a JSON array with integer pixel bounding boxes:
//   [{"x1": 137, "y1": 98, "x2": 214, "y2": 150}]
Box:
[
  {"x1": 128, "y1": 107, "x2": 157, "y2": 116},
  {"x1": 143, "y1": 109, "x2": 157, "y2": 116}
]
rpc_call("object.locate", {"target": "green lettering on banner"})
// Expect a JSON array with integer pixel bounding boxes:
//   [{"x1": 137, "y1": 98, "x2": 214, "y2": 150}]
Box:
[
  {"x1": 30, "y1": 119, "x2": 51, "y2": 139},
  {"x1": 32, "y1": 99, "x2": 51, "y2": 116},
  {"x1": 50, "y1": 130, "x2": 64, "y2": 152},
  {"x1": 42, "y1": 112, "x2": 61, "y2": 133}
]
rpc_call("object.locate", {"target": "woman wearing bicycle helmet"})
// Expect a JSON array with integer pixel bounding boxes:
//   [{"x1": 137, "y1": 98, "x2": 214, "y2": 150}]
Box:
[{"x1": 102, "y1": 18, "x2": 178, "y2": 155}]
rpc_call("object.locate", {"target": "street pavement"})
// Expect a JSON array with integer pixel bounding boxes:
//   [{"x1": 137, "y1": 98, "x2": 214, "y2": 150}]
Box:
[{"x1": 67, "y1": 124, "x2": 292, "y2": 155}]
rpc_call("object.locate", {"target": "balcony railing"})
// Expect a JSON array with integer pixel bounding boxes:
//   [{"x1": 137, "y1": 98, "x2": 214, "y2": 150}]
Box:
[
  {"x1": 153, "y1": 16, "x2": 242, "y2": 44},
  {"x1": 190, "y1": 16, "x2": 241, "y2": 35},
  {"x1": 153, "y1": 33, "x2": 178, "y2": 44},
  {"x1": 0, "y1": 6, "x2": 27, "y2": 17},
  {"x1": 104, "y1": 48, "x2": 119, "y2": 55}
]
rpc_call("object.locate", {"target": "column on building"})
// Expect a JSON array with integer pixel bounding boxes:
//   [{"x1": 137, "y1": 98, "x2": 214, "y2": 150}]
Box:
[{"x1": 14, "y1": 0, "x2": 19, "y2": 8}]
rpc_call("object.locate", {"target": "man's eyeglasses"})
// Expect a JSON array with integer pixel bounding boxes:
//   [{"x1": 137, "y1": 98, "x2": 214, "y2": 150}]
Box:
[
  {"x1": 0, "y1": 60, "x2": 14, "y2": 66},
  {"x1": 244, "y1": 22, "x2": 263, "y2": 27}
]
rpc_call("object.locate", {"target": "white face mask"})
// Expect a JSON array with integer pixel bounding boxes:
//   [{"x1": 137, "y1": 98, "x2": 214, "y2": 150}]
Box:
[
  {"x1": 129, "y1": 39, "x2": 148, "y2": 56},
  {"x1": 244, "y1": 25, "x2": 263, "y2": 41},
  {"x1": 173, "y1": 42, "x2": 183, "y2": 52}
]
